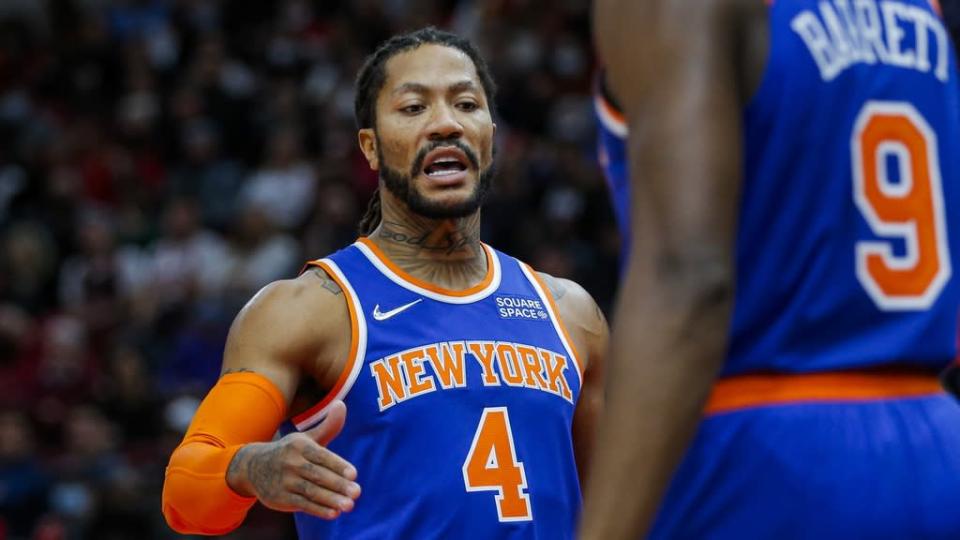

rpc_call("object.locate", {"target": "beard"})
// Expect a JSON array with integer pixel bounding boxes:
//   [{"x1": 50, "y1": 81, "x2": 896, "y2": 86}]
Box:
[{"x1": 377, "y1": 137, "x2": 494, "y2": 220}]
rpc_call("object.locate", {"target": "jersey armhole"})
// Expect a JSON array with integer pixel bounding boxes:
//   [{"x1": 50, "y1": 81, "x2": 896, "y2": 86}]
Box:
[
  {"x1": 291, "y1": 259, "x2": 367, "y2": 431},
  {"x1": 518, "y1": 262, "x2": 585, "y2": 388}
]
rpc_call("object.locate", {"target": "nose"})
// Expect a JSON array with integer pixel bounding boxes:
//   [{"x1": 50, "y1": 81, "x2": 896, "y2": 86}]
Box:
[{"x1": 427, "y1": 103, "x2": 463, "y2": 141}]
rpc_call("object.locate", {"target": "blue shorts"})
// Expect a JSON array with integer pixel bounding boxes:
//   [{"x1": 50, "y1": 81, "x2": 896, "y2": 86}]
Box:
[{"x1": 652, "y1": 393, "x2": 960, "y2": 539}]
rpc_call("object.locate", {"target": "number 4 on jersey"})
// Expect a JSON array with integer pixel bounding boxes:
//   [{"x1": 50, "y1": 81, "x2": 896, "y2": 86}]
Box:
[{"x1": 462, "y1": 407, "x2": 533, "y2": 522}]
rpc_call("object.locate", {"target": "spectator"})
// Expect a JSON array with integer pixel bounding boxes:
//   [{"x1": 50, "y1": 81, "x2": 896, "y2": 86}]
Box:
[
  {"x1": 58, "y1": 214, "x2": 146, "y2": 337},
  {"x1": 167, "y1": 119, "x2": 244, "y2": 232},
  {"x1": 0, "y1": 409, "x2": 49, "y2": 538},
  {"x1": 224, "y1": 203, "x2": 300, "y2": 299},
  {"x1": 146, "y1": 196, "x2": 230, "y2": 309},
  {"x1": 239, "y1": 125, "x2": 317, "y2": 231},
  {"x1": 0, "y1": 221, "x2": 59, "y2": 314}
]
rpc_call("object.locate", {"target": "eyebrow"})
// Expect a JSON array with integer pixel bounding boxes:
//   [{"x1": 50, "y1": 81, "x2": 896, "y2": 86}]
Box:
[{"x1": 392, "y1": 80, "x2": 479, "y2": 96}]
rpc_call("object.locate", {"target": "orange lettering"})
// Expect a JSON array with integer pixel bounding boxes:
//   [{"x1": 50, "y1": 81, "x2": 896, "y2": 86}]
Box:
[
  {"x1": 400, "y1": 348, "x2": 436, "y2": 397},
  {"x1": 516, "y1": 345, "x2": 548, "y2": 390},
  {"x1": 496, "y1": 343, "x2": 524, "y2": 386},
  {"x1": 426, "y1": 342, "x2": 467, "y2": 389},
  {"x1": 370, "y1": 355, "x2": 407, "y2": 410},
  {"x1": 543, "y1": 352, "x2": 573, "y2": 402},
  {"x1": 469, "y1": 342, "x2": 501, "y2": 386}
]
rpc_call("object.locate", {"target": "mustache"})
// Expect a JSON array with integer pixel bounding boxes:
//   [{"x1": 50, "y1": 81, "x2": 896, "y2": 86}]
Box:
[{"x1": 410, "y1": 139, "x2": 480, "y2": 177}]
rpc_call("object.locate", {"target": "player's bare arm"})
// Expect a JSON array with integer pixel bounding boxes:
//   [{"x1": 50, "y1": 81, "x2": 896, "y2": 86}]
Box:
[
  {"x1": 162, "y1": 269, "x2": 361, "y2": 534},
  {"x1": 223, "y1": 270, "x2": 361, "y2": 518},
  {"x1": 581, "y1": 0, "x2": 757, "y2": 537},
  {"x1": 539, "y1": 273, "x2": 608, "y2": 485}
]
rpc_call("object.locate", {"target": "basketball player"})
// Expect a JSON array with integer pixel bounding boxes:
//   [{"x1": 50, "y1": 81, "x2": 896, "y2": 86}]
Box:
[
  {"x1": 161, "y1": 27, "x2": 607, "y2": 539},
  {"x1": 582, "y1": 0, "x2": 960, "y2": 538}
]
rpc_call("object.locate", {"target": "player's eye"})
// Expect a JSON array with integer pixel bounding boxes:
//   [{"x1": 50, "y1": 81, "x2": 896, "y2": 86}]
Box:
[
  {"x1": 457, "y1": 101, "x2": 479, "y2": 112},
  {"x1": 401, "y1": 104, "x2": 425, "y2": 114}
]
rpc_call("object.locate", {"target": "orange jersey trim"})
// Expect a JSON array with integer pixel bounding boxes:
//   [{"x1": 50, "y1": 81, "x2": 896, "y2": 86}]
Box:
[
  {"x1": 292, "y1": 260, "x2": 361, "y2": 428},
  {"x1": 357, "y1": 237, "x2": 496, "y2": 297},
  {"x1": 705, "y1": 370, "x2": 943, "y2": 415},
  {"x1": 594, "y1": 91, "x2": 627, "y2": 138},
  {"x1": 596, "y1": 92, "x2": 625, "y2": 126},
  {"x1": 523, "y1": 265, "x2": 584, "y2": 382}
]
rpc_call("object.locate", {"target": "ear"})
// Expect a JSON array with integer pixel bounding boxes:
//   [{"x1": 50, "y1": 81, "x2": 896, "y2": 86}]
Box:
[{"x1": 358, "y1": 128, "x2": 379, "y2": 170}]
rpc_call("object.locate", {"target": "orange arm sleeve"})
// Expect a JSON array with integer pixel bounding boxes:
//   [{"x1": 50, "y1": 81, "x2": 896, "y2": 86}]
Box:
[{"x1": 162, "y1": 372, "x2": 288, "y2": 535}]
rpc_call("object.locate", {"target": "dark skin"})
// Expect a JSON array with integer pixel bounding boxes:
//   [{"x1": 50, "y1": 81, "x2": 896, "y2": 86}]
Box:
[
  {"x1": 222, "y1": 44, "x2": 608, "y2": 521},
  {"x1": 580, "y1": 0, "x2": 768, "y2": 538}
]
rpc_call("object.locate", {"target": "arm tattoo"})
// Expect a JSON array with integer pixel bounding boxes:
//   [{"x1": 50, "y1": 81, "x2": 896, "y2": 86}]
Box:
[
  {"x1": 543, "y1": 275, "x2": 568, "y2": 301},
  {"x1": 587, "y1": 301, "x2": 609, "y2": 336},
  {"x1": 593, "y1": 302, "x2": 604, "y2": 323},
  {"x1": 309, "y1": 268, "x2": 342, "y2": 295},
  {"x1": 229, "y1": 442, "x2": 287, "y2": 502},
  {"x1": 246, "y1": 444, "x2": 286, "y2": 500},
  {"x1": 227, "y1": 444, "x2": 250, "y2": 483}
]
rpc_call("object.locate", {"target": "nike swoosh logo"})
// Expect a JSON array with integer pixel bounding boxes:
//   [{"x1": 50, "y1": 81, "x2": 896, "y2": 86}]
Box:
[{"x1": 372, "y1": 299, "x2": 423, "y2": 321}]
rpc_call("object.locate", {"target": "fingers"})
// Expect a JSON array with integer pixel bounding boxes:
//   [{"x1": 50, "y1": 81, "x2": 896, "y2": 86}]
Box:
[
  {"x1": 305, "y1": 400, "x2": 347, "y2": 447},
  {"x1": 302, "y1": 442, "x2": 358, "y2": 482},
  {"x1": 284, "y1": 460, "x2": 361, "y2": 519},
  {"x1": 298, "y1": 460, "x2": 362, "y2": 501},
  {"x1": 285, "y1": 493, "x2": 342, "y2": 521},
  {"x1": 267, "y1": 463, "x2": 360, "y2": 520},
  {"x1": 291, "y1": 478, "x2": 356, "y2": 513}
]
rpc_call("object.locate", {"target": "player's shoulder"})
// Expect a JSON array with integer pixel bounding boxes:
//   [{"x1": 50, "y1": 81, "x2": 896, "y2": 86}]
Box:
[
  {"x1": 250, "y1": 269, "x2": 343, "y2": 311},
  {"x1": 231, "y1": 269, "x2": 350, "y2": 345},
  {"x1": 537, "y1": 273, "x2": 593, "y2": 310}
]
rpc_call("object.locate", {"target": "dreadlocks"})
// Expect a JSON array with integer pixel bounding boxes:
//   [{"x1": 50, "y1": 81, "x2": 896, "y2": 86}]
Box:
[{"x1": 357, "y1": 187, "x2": 383, "y2": 236}]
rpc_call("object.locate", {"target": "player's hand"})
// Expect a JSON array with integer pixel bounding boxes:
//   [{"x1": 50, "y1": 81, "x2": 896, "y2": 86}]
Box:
[{"x1": 226, "y1": 400, "x2": 361, "y2": 520}]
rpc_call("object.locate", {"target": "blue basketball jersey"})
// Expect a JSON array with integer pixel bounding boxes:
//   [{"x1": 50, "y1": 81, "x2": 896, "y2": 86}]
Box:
[
  {"x1": 729, "y1": 0, "x2": 960, "y2": 374},
  {"x1": 285, "y1": 238, "x2": 583, "y2": 539}
]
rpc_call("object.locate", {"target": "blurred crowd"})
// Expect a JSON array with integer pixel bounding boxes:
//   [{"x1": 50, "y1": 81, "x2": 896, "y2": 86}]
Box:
[{"x1": 0, "y1": 0, "x2": 618, "y2": 538}]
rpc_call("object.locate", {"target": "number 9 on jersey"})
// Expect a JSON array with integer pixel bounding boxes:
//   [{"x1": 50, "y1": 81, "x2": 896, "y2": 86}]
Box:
[{"x1": 852, "y1": 100, "x2": 952, "y2": 311}]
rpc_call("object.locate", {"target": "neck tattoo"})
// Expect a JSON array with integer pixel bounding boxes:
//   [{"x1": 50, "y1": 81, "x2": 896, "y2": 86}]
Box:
[{"x1": 372, "y1": 217, "x2": 487, "y2": 289}]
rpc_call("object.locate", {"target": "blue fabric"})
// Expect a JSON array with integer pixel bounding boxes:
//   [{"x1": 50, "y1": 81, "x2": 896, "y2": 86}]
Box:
[
  {"x1": 654, "y1": 394, "x2": 960, "y2": 539},
  {"x1": 287, "y1": 243, "x2": 582, "y2": 539},
  {"x1": 727, "y1": 0, "x2": 960, "y2": 375}
]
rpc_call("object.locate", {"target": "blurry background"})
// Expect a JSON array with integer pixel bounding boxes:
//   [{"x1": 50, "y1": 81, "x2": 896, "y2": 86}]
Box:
[{"x1": 0, "y1": 0, "x2": 617, "y2": 538}]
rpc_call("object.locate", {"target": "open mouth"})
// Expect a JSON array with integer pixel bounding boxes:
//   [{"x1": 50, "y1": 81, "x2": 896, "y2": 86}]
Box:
[{"x1": 422, "y1": 148, "x2": 469, "y2": 178}]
